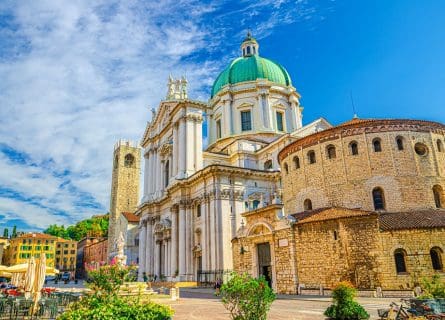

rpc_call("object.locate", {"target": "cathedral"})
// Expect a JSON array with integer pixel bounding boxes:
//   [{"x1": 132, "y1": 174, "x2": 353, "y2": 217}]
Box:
[
  {"x1": 124, "y1": 33, "x2": 445, "y2": 293},
  {"x1": 134, "y1": 33, "x2": 330, "y2": 281}
]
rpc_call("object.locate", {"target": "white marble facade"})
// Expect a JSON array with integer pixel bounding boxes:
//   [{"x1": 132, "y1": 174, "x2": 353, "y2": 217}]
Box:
[{"x1": 136, "y1": 39, "x2": 331, "y2": 281}]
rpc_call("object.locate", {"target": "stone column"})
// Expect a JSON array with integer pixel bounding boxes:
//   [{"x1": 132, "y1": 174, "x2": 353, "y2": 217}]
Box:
[
  {"x1": 138, "y1": 221, "x2": 146, "y2": 281},
  {"x1": 201, "y1": 200, "x2": 208, "y2": 271},
  {"x1": 156, "y1": 152, "x2": 162, "y2": 196},
  {"x1": 209, "y1": 195, "x2": 216, "y2": 271},
  {"x1": 185, "y1": 205, "x2": 192, "y2": 278},
  {"x1": 145, "y1": 220, "x2": 152, "y2": 275},
  {"x1": 178, "y1": 204, "x2": 186, "y2": 278},
  {"x1": 178, "y1": 118, "x2": 186, "y2": 179},
  {"x1": 170, "y1": 209, "x2": 178, "y2": 277},
  {"x1": 150, "y1": 149, "x2": 156, "y2": 197},
  {"x1": 143, "y1": 153, "x2": 150, "y2": 200},
  {"x1": 186, "y1": 118, "x2": 194, "y2": 176},
  {"x1": 172, "y1": 123, "x2": 178, "y2": 177},
  {"x1": 154, "y1": 240, "x2": 160, "y2": 278},
  {"x1": 195, "y1": 116, "x2": 203, "y2": 171}
]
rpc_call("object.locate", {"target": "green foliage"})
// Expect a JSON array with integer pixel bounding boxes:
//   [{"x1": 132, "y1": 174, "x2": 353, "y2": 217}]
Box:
[
  {"x1": 419, "y1": 275, "x2": 445, "y2": 299},
  {"x1": 324, "y1": 281, "x2": 369, "y2": 320},
  {"x1": 219, "y1": 272, "x2": 276, "y2": 320},
  {"x1": 44, "y1": 214, "x2": 109, "y2": 241},
  {"x1": 11, "y1": 226, "x2": 17, "y2": 238},
  {"x1": 86, "y1": 264, "x2": 135, "y2": 297},
  {"x1": 57, "y1": 294, "x2": 173, "y2": 320},
  {"x1": 58, "y1": 264, "x2": 173, "y2": 320},
  {"x1": 2, "y1": 228, "x2": 8, "y2": 238}
]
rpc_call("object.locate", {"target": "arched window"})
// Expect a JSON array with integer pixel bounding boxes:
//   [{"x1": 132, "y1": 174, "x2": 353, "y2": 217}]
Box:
[
  {"x1": 437, "y1": 140, "x2": 444, "y2": 152},
  {"x1": 327, "y1": 145, "x2": 336, "y2": 159},
  {"x1": 394, "y1": 249, "x2": 407, "y2": 273},
  {"x1": 430, "y1": 247, "x2": 443, "y2": 271},
  {"x1": 124, "y1": 154, "x2": 135, "y2": 167},
  {"x1": 308, "y1": 151, "x2": 316, "y2": 164},
  {"x1": 303, "y1": 199, "x2": 313, "y2": 211},
  {"x1": 264, "y1": 160, "x2": 273, "y2": 170},
  {"x1": 293, "y1": 156, "x2": 300, "y2": 169},
  {"x1": 350, "y1": 141, "x2": 359, "y2": 156},
  {"x1": 433, "y1": 185, "x2": 443, "y2": 208},
  {"x1": 284, "y1": 163, "x2": 289, "y2": 174},
  {"x1": 164, "y1": 160, "x2": 170, "y2": 188},
  {"x1": 114, "y1": 155, "x2": 119, "y2": 169},
  {"x1": 246, "y1": 46, "x2": 251, "y2": 55},
  {"x1": 253, "y1": 200, "x2": 260, "y2": 210},
  {"x1": 373, "y1": 138, "x2": 382, "y2": 152},
  {"x1": 396, "y1": 136, "x2": 404, "y2": 151},
  {"x1": 372, "y1": 187, "x2": 385, "y2": 210}
]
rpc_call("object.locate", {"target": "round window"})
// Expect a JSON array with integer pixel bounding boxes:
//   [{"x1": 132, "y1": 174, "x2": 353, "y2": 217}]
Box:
[{"x1": 414, "y1": 143, "x2": 428, "y2": 156}]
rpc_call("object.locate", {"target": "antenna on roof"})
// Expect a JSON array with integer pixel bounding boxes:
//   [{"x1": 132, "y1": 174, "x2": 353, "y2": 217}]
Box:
[{"x1": 350, "y1": 91, "x2": 358, "y2": 119}]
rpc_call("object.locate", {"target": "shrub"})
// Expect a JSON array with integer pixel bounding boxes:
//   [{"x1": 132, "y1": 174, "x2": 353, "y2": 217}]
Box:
[
  {"x1": 219, "y1": 272, "x2": 275, "y2": 320},
  {"x1": 324, "y1": 281, "x2": 369, "y2": 320},
  {"x1": 58, "y1": 264, "x2": 173, "y2": 320},
  {"x1": 419, "y1": 275, "x2": 445, "y2": 299}
]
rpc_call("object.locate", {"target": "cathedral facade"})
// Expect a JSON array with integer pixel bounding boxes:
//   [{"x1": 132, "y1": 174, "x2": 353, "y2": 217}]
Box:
[{"x1": 135, "y1": 34, "x2": 331, "y2": 281}]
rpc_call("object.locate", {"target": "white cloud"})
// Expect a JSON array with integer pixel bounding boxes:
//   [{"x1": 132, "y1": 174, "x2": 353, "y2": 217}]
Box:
[{"x1": 0, "y1": 0, "x2": 323, "y2": 230}]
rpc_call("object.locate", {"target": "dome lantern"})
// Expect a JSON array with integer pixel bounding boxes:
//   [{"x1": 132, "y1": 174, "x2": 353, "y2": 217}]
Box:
[{"x1": 241, "y1": 30, "x2": 259, "y2": 57}]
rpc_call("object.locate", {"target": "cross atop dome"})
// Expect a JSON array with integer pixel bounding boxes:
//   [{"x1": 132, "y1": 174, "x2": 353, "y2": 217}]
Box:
[{"x1": 241, "y1": 30, "x2": 259, "y2": 57}]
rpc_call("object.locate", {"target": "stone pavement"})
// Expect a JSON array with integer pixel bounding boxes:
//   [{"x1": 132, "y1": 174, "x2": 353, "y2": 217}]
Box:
[{"x1": 155, "y1": 288, "x2": 395, "y2": 320}]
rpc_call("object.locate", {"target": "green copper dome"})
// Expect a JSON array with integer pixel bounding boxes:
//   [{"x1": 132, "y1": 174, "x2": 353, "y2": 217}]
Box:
[{"x1": 211, "y1": 54, "x2": 292, "y2": 98}]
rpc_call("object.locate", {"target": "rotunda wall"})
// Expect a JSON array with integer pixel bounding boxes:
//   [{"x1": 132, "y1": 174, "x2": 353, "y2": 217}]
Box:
[{"x1": 281, "y1": 122, "x2": 445, "y2": 213}]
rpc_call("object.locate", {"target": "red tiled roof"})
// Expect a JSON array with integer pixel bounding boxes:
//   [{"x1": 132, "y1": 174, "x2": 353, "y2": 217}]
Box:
[
  {"x1": 378, "y1": 210, "x2": 445, "y2": 231},
  {"x1": 16, "y1": 233, "x2": 57, "y2": 239},
  {"x1": 291, "y1": 207, "x2": 374, "y2": 224},
  {"x1": 122, "y1": 212, "x2": 139, "y2": 223}
]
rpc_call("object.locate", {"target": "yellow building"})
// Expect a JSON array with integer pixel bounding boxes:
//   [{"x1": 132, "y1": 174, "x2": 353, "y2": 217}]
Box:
[
  {"x1": 4, "y1": 233, "x2": 57, "y2": 267},
  {"x1": 55, "y1": 238, "x2": 77, "y2": 272}
]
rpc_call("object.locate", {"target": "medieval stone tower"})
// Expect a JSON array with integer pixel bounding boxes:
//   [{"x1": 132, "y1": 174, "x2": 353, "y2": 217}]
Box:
[{"x1": 108, "y1": 140, "x2": 141, "y2": 259}]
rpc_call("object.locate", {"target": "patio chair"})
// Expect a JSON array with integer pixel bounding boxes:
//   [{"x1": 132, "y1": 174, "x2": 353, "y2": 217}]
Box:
[
  {"x1": 37, "y1": 298, "x2": 58, "y2": 319},
  {"x1": 11, "y1": 298, "x2": 34, "y2": 320}
]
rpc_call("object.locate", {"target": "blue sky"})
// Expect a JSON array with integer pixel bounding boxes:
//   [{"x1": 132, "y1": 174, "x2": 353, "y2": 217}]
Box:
[{"x1": 0, "y1": 0, "x2": 444, "y2": 232}]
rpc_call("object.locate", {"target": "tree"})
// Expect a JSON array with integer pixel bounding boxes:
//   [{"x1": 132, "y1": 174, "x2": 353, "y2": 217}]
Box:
[
  {"x1": 220, "y1": 272, "x2": 275, "y2": 320},
  {"x1": 11, "y1": 225, "x2": 17, "y2": 238},
  {"x1": 43, "y1": 214, "x2": 109, "y2": 241},
  {"x1": 2, "y1": 228, "x2": 8, "y2": 238}
]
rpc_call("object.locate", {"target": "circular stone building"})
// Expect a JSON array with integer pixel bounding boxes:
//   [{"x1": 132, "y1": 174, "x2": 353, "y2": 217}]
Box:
[{"x1": 278, "y1": 118, "x2": 445, "y2": 213}]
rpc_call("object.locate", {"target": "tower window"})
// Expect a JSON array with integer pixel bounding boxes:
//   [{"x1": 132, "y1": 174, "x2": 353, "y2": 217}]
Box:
[
  {"x1": 430, "y1": 247, "x2": 443, "y2": 271},
  {"x1": 264, "y1": 160, "x2": 273, "y2": 170},
  {"x1": 433, "y1": 185, "x2": 443, "y2": 208},
  {"x1": 308, "y1": 151, "x2": 316, "y2": 164},
  {"x1": 241, "y1": 111, "x2": 252, "y2": 131},
  {"x1": 246, "y1": 46, "x2": 251, "y2": 55},
  {"x1": 437, "y1": 139, "x2": 444, "y2": 152},
  {"x1": 293, "y1": 156, "x2": 300, "y2": 169},
  {"x1": 284, "y1": 163, "x2": 289, "y2": 174},
  {"x1": 114, "y1": 155, "x2": 119, "y2": 169},
  {"x1": 350, "y1": 141, "x2": 359, "y2": 155},
  {"x1": 373, "y1": 138, "x2": 382, "y2": 152},
  {"x1": 394, "y1": 249, "x2": 407, "y2": 273},
  {"x1": 372, "y1": 187, "x2": 385, "y2": 210},
  {"x1": 303, "y1": 199, "x2": 313, "y2": 211},
  {"x1": 124, "y1": 154, "x2": 135, "y2": 167},
  {"x1": 252, "y1": 200, "x2": 260, "y2": 209},
  {"x1": 396, "y1": 136, "x2": 404, "y2": 151},
  {"x1": 326, "y1": 145, "x2": 336, "y2": 159},
  {"x1": 196, "y1": 204, "x2": 201, "y2": 218},
  {"x1": 276, "y1": 112, "x2": 284, "y2": 132},
  {"x1": 216, "y1": 119, "x2": 222, "y2": 139}
]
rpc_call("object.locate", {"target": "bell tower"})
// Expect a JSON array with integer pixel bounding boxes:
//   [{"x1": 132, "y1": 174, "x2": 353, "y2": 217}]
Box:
[{"x1": 108, "y1": 140, "x2": 141, "y2": 259}]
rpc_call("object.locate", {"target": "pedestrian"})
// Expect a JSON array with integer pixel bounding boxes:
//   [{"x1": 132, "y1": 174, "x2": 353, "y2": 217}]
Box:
[
  {"x1": 214, "y1": 278, "x2": 222, "y2": 295},
  {"x1": 142, "y1": 272, "x2": 148, "y2": 283}
]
